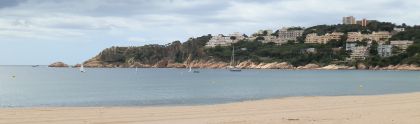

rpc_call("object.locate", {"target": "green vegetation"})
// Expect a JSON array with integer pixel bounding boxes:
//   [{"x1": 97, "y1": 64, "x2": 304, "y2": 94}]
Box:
[
  {"x1": 206, "y1": 40, "x2": 348, "y2": 66},
  {"x1": 365, "y1": 26, "x2": 420, "y2": 67}
]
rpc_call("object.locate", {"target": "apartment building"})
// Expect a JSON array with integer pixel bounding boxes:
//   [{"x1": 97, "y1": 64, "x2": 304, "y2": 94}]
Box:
[
  {"x1": 390, "y1": 40, "x2": 414, "y2": 51},
  {"x1": 205, "y1": 32, "x2": 246, "y2": 47},
  {"x1": 305, "y1": 32, "x2": 344, "y2": 44}
]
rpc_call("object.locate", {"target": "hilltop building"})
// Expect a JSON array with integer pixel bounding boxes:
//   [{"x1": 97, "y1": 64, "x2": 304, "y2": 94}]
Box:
[
  {"x1": 392, "y1": 27, "x2": 406, "y2": 35},
  {"x1": 356, "y1": 18, "x2": 369, "y2": 27},
  {"x1": 343, "y1": 16, "x2": 356, "y2": 25},
  {"x1": 343, "y1": 16, "x2": 375, "y2": 27},
  {"x1": 393, "y1": 27, "x2": 405, "y2": 32}
]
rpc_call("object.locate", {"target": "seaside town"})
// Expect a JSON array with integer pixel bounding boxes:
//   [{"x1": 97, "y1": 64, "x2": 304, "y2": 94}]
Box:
[
  {"x1": 50, "y1": 15, "x2": 420, "y2": 71},
  {"x1": 205, "y1": 16, "x2": 413, "y2": 61}
]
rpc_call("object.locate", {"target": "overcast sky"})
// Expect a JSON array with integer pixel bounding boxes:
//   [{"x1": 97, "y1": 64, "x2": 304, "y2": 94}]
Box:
[{"x1": 0, "y1": 0, "x2": 418, "y2": 65}]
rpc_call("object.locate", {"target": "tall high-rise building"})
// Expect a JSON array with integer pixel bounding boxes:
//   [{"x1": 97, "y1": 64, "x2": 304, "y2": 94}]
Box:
[
  {"x1": 356, "y1": 18, "x2": 369, "y2": 27},
  {"x1": 343, "y1": 16, "x2": 356, "y2": 25}
]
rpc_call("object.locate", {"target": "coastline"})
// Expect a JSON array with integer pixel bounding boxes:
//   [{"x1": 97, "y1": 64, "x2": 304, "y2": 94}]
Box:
[
  {"x1": 2, "y1": 92, "x2": 420, "y2": 124},
  {"x1": 47, "y1": 59, "x2": 420, "y2": 71}
]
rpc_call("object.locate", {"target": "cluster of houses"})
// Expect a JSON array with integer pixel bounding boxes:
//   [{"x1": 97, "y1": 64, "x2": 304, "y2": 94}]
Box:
[
  {"x1": 205, "y1": 27, "x2": 304, "y2": 47},
  {"x1": 304, "y1": 28, "x2": 413, "y2": 60},
  {"x1": 205, "y1": 16, "x2": 415, "y2": 61}
]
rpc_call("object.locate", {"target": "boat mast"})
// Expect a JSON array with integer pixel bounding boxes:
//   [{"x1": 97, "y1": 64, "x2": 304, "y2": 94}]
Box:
[{"x1": 232, "y1": 45, "x2": 235, "y2": 66}]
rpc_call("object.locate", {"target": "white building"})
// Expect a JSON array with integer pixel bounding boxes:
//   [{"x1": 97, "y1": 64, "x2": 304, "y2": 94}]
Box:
[
  {"x1": 393, "y1": 27, "x2": 405, "y2": 32},
  {"x1": 345, "y1": 42, "x2": 358, "y2": 51},
  {"x1": 377, "y1": 44, "x2": 392, "y2": 57},
  {"x1": 346, "y1": 42, "x2": 369, "y2": 60},
  {"x1": 205, "y1": 32, "x2": 246, "y2": 47},
  {"x1": 350, "y1": 46, "x2": 369, "y2": 60}
]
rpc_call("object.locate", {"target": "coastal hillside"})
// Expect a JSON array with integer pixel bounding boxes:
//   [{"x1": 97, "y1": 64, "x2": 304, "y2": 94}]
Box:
[{"x1": 84, "y1": 20, "x2": 420, "y2": 69}]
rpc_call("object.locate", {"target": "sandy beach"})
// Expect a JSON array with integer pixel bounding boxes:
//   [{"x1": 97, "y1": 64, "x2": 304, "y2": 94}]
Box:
[{"x1": 1, "y1": 93, "x2": 420, "y2": 124}]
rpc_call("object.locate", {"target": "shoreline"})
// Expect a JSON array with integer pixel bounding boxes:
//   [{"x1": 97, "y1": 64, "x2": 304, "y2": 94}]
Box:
[
  {"x1": 2, "y1": 92, "x2": 420, "y2": 124},
  {"x1": 3, "y1": 65, "x2": 420, "y2": 71},
  {"x1": 53, "y1": 66, "x2": 420, "y2": 71}
]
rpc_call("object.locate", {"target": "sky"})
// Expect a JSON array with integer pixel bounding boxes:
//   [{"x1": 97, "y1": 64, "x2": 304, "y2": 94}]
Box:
[{"x1": 0, "y1": 0, "x2": 419, "y2": 65}]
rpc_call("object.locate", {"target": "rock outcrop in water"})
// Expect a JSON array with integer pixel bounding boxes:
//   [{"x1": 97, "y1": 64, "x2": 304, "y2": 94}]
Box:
[{"x1": 48, "y1": 62, "x2": 69, "y2": 67}]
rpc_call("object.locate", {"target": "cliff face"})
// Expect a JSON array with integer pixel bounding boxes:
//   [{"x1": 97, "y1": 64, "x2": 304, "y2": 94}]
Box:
[{"x1": 84, "y1": 58, "x2": 295, "y2": 69}]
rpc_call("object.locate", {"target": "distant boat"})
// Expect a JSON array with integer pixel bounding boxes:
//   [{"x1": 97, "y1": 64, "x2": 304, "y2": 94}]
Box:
[
  {"x1": 229, "y1": 44, "x2": 241, "y2": 72},
  {"x1": 188, "y1": 66, "x2": 200, "y2": 73},
  {"x1": 80, "y1": 64, "x2": 85, "y2": 73},
  {"x1": 135, "y1": 67, "x2": 138, "y2": 72},
  {"x1": 32, "y1": 65, "x2": 39, "y2": 67}
]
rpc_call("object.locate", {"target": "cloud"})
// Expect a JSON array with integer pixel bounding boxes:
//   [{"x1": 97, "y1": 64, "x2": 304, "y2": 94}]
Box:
[
  {"x1": 1, "y1": 0, "x2": 420, "y2": 65},
  {"x1": 0, "y1": 0, "x2": 419, "y2": 43},
  {"x1": 0, "y1": 0, "x2": 26, "y2": 9}
]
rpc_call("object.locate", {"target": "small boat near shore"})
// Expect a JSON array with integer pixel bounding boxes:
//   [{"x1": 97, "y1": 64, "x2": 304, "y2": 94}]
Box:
[
  {"x1": 229, "y1": 45, "x2": 241, "y2": 72},
  {"x1": 80, "y1": 64, "x2": 85, "y2": 73}
]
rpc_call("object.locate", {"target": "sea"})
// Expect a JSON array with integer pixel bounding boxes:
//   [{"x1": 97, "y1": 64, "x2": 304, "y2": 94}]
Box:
[{"x1": 1, "y1": 65, "x2": 420, "y2": 107}]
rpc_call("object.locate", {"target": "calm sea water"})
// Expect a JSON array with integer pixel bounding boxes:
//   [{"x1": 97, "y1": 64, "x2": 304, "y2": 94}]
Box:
[{"x1": 1, "y1": 66, "x2": 420, "y2": 107}]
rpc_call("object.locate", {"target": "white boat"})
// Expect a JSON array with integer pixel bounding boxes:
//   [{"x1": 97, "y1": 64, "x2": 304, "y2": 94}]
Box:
[
  {"x1": 229, "y1": 45, "x2": 241, "y2": 72},
  {"x1": 80, "y1": 64, "x2": 85, "y2": 73},
  {"x1": 188, "y1": 66, "x2": 192, "y2": 72}
]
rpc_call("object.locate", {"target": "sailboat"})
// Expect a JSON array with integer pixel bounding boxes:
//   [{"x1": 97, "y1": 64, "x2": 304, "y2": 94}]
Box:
[
  {"x1": 229, "y1": 45, "x2": 241, "y2": 72},
  {"x1": 80, "y1": 64, "x2": 85, "y2": 73},
  {"x1": 188, "y1": 65, "x2": 200, "y2": 73}
]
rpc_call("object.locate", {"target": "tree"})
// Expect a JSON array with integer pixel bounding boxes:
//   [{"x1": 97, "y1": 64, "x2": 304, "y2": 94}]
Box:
[
  {"x1": 230, "y1": 36, "x2": 237, "y2": 41},
  {"x1": 369, "y1": 41, "x2": 379, "y2": 56},
  {"x1": 255, "y1": 36, "x2": 265, "y2": 41},
  {"x1": 391, "y1": 46, "x2": 401, "y2": 54},
  {"x1": 263, "y1": 31, "x2": 268, "y2": 36}
]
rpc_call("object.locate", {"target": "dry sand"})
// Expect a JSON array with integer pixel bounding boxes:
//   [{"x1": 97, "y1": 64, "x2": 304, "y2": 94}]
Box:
[{"x1": 2, "y1": 93, "x2": 420, "y2": 124}]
